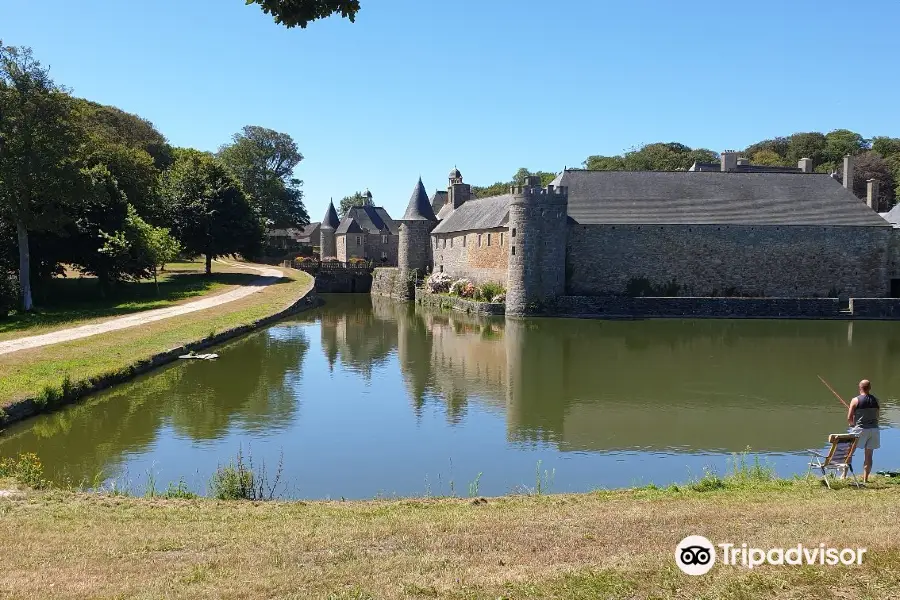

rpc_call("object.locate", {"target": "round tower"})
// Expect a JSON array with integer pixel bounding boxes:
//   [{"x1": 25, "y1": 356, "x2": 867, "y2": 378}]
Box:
[
  {"x1": 506, "y1": 176, "x2": 568, "y2": 317},
  {"x1": 319, "y1": 199, "x2": 340, "y2": 259},
  {"x1": 399, "y1": 177, "x2": 438, "y2": 277}
]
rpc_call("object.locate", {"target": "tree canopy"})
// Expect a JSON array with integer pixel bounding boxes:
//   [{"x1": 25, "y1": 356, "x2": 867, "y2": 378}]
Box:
[
  {"x1": 248, "y1": 0, "x2": 360, "y2": 28},
  {"x1": 218, "y1": 125, "x2": 308, "y2": 229},
  {"x1": 338, "y1": 190, "x2": 373, "y2": 218}
]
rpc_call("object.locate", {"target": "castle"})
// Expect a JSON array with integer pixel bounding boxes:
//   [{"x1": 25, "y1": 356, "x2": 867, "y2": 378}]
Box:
[{"x1": 329, "y1": 153, "x2": 900, "y2": 315}]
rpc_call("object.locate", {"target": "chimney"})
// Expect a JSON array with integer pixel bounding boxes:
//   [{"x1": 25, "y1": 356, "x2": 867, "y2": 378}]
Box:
[
  {"x1": 720, "y1": 151, "x2": 738, "y2": 172},
  {"x1": 867, "y1": 179, "x2": 880, "y2": 211},
  {"x1": 798, "y1": 158, "x2": 813, "y2": 173},
  {"x1": 843, "y1": 155, "x2": 854, "y2": 190}
]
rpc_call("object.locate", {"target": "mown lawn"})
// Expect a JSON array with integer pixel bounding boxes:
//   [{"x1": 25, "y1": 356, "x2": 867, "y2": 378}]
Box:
[
  {"x1": 0, "y1": 266, "x2": 312, "y2": 408},
  {"x1": 1, "y1": 477, "x2": 899, "y2": 599},
  {"x1": 0, "y1": 261, "x2": 264, "y2": 341}
]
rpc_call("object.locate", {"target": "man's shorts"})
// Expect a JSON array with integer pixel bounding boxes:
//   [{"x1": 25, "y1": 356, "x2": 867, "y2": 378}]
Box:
[{"x1": 851, "y1": 427, "x2": 881, "y2": 450}]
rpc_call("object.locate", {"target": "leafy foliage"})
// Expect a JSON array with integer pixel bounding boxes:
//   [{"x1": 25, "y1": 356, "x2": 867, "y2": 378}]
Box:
[
  {"x1": 162, "y1": 149, "x2": 264, "y2": 274},
  {"x1": 247, "y1": 0, "x2": 360, "y2": 29},
  {"x1": 218, "y1": 125, "x2": 308, "y2": 228},
  {"x1": 338, "y1": 190, "x2": 372, "y2": 218}
]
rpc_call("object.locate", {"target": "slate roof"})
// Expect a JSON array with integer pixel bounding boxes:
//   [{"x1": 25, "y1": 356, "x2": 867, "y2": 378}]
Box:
[
  {"x1": 335, "y1": 205, "x2": 398, "y2": 235},
  {"x1": 436, "y1": 202, "x2": 454, "y2": 220},
  {"x1": 297, "y1": 222, "x2": 320, "y2": 239},
  {"x1": 321, "y1": 201, "x2": 340, "y2": 229},
  {"x1": 552, "y1": 170, "x2": 889, "y2": 226},
  {"x1": 402, "y1": 178, "x2": 438, "y2": 221},
  {"x1": 431, "y1": 195, "x2": 511, "y2": 234},
  {"x1": 431, "y1": 190, "x2": 448, "y2": 215},
  {"x1": 689, "y1": 162, "x2": 802, "y2": 174}
]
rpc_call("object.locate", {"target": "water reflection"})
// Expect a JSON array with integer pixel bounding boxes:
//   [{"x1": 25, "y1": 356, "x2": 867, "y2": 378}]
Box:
[{"x1": 2, "y1": 294, "x2": 898, "y2": 496}]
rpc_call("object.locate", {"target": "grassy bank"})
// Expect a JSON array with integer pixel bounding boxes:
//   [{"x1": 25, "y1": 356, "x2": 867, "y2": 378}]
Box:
[
  {"x1": 1, "y1": 472, "x2": 899, "y2": 599},
  {"x1": 0, "y1": 264, "x2": 312, "y2": 411},
  {"x1": 0, "y1": 260, "x2": 264, "y2": 341}
]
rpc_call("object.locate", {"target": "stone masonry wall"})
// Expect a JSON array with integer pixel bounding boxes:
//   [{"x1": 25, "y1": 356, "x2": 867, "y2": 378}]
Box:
[
  {"x1": 399, "y1": 221, "x2": 433, "y2": 275},
  {"x1": 371, "y1": 267, "x2": 414, "y2": 301},
  {"x1": 320, "y1": 230, "x2": 336, "y2": 259},
  {"x1": 363, "y1": 233, "x2": 399, "y2": 266},
  {"x1": 432, "y1": 228, "x2": 508, "y2": 285},
  {"x1": 414, "y1": 287, "x2": 506, "y2": 316},
  {"x1": 553, "y1": 296, "x2": 843, "y2": 319},
  {"x1": 566, "y1": 224, "x2": 891, "y2": 298}
]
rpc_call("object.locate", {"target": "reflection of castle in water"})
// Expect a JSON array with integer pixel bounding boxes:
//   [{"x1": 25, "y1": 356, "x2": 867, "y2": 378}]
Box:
[{"x1": 321, "y1": 297, "x2": 900, "y2": 454}]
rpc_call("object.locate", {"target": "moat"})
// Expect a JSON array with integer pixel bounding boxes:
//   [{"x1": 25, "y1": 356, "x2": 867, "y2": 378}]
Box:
[{"x1": 2, "y1": 294, "x2": 899, "y2": 499}]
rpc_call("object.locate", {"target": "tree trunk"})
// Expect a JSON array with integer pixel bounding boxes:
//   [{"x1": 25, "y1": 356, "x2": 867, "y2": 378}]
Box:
[
  {"x1": 15, "y1": 219, "x2": 33, "y2": 311},
  {"x1": 205, "y1": 254, "x2": 212, "y2": 275},
  {"x1": 153, "y1": 267, "x2": 159, "y2": 295}
]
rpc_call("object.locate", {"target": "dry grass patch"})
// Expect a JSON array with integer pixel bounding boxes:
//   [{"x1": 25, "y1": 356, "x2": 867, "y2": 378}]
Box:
[
  {"x1": 0, "y1": 266, "x2": 312, "y2": 407},
  {"x1": 1, "y1": 484, "x2": 899, "y2": 599}
]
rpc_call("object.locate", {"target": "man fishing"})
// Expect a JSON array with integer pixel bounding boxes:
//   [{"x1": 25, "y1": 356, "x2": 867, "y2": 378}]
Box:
[{"x1": 847, "y1": 379, "x2": 880, "y2": 483}]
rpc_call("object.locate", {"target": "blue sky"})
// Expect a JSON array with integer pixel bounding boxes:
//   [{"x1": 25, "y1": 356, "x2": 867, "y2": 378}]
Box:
[{"x1": 3, "y1": 0, "x2": 899, "y2": 220}]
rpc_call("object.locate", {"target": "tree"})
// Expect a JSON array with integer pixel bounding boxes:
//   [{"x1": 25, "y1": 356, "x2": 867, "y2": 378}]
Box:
[
  {"x1": 744, "y1": 137, "x2": 790, "y2": 161},
  {"x1": 786, "y1": 132, "x2": 827, "y2": 166},
  {"x1": 248, "y1": 0, "x2": 360, "y2": 28},
  {"x1": 824, "y1": 129, "x2": 868, "y2": 164},
  {"x1": 0, "y1": 43, "x2": 83, "y2": 311},
  {"x1": 162, "y1": 149, "x2": 264, "y2": 275},
  {"x1": 218, "y1": 125, "x2": 308, "y2": 228},
  {"x1": 872, "y1": 137, "x2": 900, "y2": 159},
  {"x1": 751, "y1": 150, "x2": 789, "y2": 167},
  {"x1": 75, "y1": 98, "x2": 172, "y2": 169},
  {"x1": 127, "y1": 211, "x2": 180, "y2": 292},
  {"x1": 583, "y1": 155, "x2": 626, "y2": 170},
  {"x1": 338, "y1": 190, "x2": 372, "y2": 218},
  {"x1": 842, "y1": 151, "x2": 896, "y2": 210},
  {"x1": 80, "y1": 140, "x2": 161, "y2": 222},
  {"x1": 512, "y1": 168, "x2": 556, "y2": 186}
]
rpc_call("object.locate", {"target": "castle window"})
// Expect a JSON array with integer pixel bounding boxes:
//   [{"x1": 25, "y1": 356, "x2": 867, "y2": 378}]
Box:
[
  {"x1": 487, "y1": 233, "x2": 492, "y2": 246},
  {"x1": 439, "y1": 265, "x2": 444, "y2": 273},
  {"x1": 382, "y1": 235, "x2": 388, "y2": 244},
  {"x1": 450, "y1": 237, "x2": 454, "y2": 248},
  {"x1": 381, "y1": 251, "x2": 387, "y2": 260},
  {"x1": 463, "y1": 235, "x2": 466, "y2": 247},
  {"x1": 512, "y1": 246, "x2": 516, "y2": 256},
  {"x1": 512, "y1": 228, "x2": 517, "y2": 238},
  {"x1": 442, "y1": 238, "x2": 446, "y2": 249},
  {"x1": 356, "y1": 236, "x2": 361, "y2": 246},
  {"x1": 478, "y1": 234, "x2": 482, "y2": 247},
  {"x1": 500, "y1": 232, "x2": 504, "y2": 246}
]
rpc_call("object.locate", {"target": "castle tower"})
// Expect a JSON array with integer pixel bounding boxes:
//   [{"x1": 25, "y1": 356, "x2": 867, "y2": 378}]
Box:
[
  {"x1": 447, "y1": 166, "x2": 471, "y2": 210},
  {"x1": 398, "y1": 177, "x2": 438, "y2": 277},
  {"x1": 506, "y1": 176, "x2": 568, "y2": 317},
  {"x1": 319, "y1": 199, "x2": 340, "y2": 259}
]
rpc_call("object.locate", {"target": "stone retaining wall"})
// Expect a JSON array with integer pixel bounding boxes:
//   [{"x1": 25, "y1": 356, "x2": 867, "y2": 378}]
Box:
[
  {"x1": 552, "y1": 296, "x2": 845, "y2": 319},
  {"x1": 371, "y1": 268, "x2": 414, "y2": 301},
  {"x1": 313, "y1": 270, "x2": 372, "y2": 293},
  {"x1": 848, "y1": 298, "x2": 900, "y2": 319},
  {"x1": 414, "y1": 288, "x2": 505, "y2": 316}
]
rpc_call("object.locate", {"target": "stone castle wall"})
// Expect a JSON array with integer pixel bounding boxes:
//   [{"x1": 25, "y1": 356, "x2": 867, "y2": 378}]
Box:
[
  {"x1": 399, "y1": 221, "x2": 433, "y2": 275},
  {"x1": 432, "y1": 228, "x2": 508, "y2": 284},
  {"x1": 566, "y1": 224, "x2": 892, "y2": 298},
  {"x1": 320, "y1": 230, "x2": 336, "y2": 259},
  {"x1": 371, "y1": 267, "x2": 414, "y2": 301}
]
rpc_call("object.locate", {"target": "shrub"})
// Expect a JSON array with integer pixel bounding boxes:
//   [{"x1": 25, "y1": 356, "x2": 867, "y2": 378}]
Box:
[
  {"x1": 0, "y1": 452, "x2": 48, "y2": 489},
  {"x1": 347, "y1": 257, "x2": 367, "y2": 265},
  {"x1": 491, "y1": 293, "x2": 506, "y2": 304},
  {"x1": 209, "y1": 447, "x2": 283, "y2": 501},
  {"x1": 425, "y1": 272, "x2": 453, "y2": 294},
  {"x1": 449, "y1": 278, "x2": 472, "y2": 297},
  {"x1": 460, "y1": 282, "x2": 476, "y2": 298},
  {"x1": 476, "y1": 281, "x2": 505, "y2": 302}
]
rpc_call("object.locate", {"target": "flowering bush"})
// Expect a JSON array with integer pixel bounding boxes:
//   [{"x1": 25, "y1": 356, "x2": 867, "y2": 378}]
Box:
[
  {"x1": 425, "y1": 272, "x2": 453, "y2": 293},
  {"x1": 449, "y1": 278, "x2": 472, "y2": 297},
  {"x1": 460, "y1": 282, "x2": 477, "y2": 298},
  {"x1": 476, "y1": 282, "x2": 505, "y2": 302},
  {"x1": 491, "y1": 293, "x2": 505, "y2": 304}
]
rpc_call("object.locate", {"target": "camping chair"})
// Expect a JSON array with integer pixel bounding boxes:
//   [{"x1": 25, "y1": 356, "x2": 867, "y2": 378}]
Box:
[{"x1": 807, "y1": 433, "x2": 861, "y2": 489}]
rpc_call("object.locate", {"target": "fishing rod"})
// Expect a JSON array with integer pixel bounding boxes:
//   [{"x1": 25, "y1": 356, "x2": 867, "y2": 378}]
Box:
[{"x1": 817, "y1": 375, "x2": 850, "y2": 409}]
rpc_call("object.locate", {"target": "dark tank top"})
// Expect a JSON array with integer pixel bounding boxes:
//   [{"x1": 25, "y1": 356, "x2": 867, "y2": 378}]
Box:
[{"x1": 854, "y1": 394, "x2": 880, "y2": 429}]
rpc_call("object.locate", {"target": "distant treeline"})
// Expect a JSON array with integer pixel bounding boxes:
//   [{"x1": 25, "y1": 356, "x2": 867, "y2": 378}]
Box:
[
  {"x1": 0, "y1": 43, "x2": 309, "y2": 313},
  {"x1": 474, "y1": 132, "x2": 900, "y2": 209}
]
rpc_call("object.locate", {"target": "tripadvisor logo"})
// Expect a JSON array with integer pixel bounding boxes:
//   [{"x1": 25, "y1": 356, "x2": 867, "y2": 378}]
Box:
[{"x1": 675, "y1": 536, "x2": 867, "y2": 575}]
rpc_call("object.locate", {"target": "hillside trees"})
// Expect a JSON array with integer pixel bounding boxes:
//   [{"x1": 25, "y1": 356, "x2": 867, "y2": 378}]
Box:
[
  {"x1": 338, "y1": 190, "x2": 372, "y2": 218},
  {"x1": 248, "y1": 0, "x2": 360, "y2": 28}
]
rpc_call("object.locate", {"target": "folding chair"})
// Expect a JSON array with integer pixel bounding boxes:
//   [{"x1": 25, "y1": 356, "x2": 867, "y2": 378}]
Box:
[{"x1": 807, "y1": 433, "x2": 861, "y2": 488}]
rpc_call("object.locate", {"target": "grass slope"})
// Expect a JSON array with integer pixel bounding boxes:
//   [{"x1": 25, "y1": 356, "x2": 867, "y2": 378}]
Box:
[
  {"x1": 0, "y1": 261, "x2": 264, "y2": 341},
  {"x1": 1, "y1": 480, "x2": 899, "y2": 599},
  {"x1": 0, "y1": 264, "x2": 312, "y2": 408}
]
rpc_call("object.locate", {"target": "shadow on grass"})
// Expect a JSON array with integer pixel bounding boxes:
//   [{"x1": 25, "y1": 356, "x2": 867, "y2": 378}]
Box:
[{"x1": 0, "y1": 270, "x2": 286, "y2": 335}]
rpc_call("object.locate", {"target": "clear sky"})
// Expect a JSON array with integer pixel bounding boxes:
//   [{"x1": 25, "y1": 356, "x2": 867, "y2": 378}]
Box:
[{"x1": 3, "y1": 0, "x2": 899, "y2": 221}]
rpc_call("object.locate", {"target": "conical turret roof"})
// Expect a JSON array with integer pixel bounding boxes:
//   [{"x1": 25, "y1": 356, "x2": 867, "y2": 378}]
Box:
[
  {"x1": 402, "y1": 178, "x2": 438, "y2": 221},
  {"x1": 321, "y1": 199, "x2": 340, "y2": 229}
]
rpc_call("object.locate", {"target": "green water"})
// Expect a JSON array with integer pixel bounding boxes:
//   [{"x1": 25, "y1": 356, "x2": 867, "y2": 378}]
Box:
[{"x1": 1, "y1": 294, "x2": 897, "y2": 498}]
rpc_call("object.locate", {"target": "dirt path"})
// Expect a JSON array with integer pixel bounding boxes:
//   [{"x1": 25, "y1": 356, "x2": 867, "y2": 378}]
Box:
[{"x1": 0, "y1": 261, "x2": 284, "y2": 356}]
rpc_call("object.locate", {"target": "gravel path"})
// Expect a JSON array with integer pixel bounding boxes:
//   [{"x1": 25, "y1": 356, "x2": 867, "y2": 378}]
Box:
[{"x1": 0, "y1": 261, "x2": 284, "y2": 356}]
